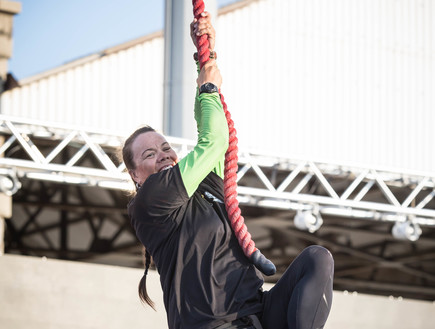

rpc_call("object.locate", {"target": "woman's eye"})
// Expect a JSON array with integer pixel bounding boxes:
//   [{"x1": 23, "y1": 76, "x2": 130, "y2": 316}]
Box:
[
  {"x1": 163, "y1": 147, "x2": 171, "y2": 152},
  {"x1": 145, "y1": 152, "x2": 154, "y2": 158}
]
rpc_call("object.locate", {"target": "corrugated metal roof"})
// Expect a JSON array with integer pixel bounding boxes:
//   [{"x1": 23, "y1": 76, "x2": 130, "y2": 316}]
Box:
[{"x1": 19, "y1": 31, "x2": 164, "y2": 85}]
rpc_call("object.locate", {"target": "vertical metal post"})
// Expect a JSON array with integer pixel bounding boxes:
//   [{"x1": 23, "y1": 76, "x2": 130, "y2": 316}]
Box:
[
  {"x1": 60, "y1": 151, "x2": 69, "y2": 259},
  {"x1": 163, "y1": 0, "x2": 217, "y2": 139},
  {"x1": 0, "y1": 134, "x2": 11, "y2": 255},
  {"x1": 0, "y1": 192, "x2": 12, "y2": 255}
]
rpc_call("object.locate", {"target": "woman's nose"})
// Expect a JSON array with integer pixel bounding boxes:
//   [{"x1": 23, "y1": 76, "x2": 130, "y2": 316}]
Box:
[{"x1": 158, "y1": 151, "x2": 169, "y2": 162}]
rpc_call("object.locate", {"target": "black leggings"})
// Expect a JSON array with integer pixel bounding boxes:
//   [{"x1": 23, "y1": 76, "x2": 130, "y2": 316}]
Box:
[{"x1": 259, "y1": 245, "x2": 334, "y2": 329}]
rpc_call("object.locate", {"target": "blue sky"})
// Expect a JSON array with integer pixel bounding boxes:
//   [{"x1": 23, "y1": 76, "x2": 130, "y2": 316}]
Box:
[{"x1": 8, "y1": 0, "x2": 238, "y2": 80}]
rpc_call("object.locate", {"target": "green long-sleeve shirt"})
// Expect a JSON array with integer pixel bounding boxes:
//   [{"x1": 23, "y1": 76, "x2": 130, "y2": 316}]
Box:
[{"x1": 178, "y1": 90, "x2": 229, "y2": 197}]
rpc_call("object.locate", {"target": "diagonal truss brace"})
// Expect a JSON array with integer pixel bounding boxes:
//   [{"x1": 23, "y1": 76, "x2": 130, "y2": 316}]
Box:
[{"x1": 1, "y1": 114, "x2": 434, "y2": 226}]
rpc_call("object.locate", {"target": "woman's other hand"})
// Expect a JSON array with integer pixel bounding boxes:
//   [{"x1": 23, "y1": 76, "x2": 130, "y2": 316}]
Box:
[
  {"x1": 190, "y1": 11, "x2": 215, "y2": 51},
  {"x1": 197, "y1": 59, "x2": 222, "y2": 89}
]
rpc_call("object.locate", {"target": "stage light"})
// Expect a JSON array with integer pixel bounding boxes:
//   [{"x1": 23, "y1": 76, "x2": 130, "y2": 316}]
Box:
[
  {"x1": 294, "y1": 207, "x2": 323, "y2": 233},
  {"x1": 0, "y1": 172, "x2": 21, "y2": 196},
  {"x1": 392, "y1": 218, "x2": 422, "y2": 241}
]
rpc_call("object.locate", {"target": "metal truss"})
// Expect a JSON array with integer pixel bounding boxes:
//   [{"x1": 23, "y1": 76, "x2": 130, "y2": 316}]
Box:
[
  {"x1": 2, "y1": 114, "x2": 435, "y2": 301},
  {"x1": 236, "y1": 154, "x2": 435, "y2": 227},
  {"x1": 4, "y1": 179, "x2": 139, "y2": 264},
  {"x1": 1, "y1": 114, "x2": 434, "y2": 227}
]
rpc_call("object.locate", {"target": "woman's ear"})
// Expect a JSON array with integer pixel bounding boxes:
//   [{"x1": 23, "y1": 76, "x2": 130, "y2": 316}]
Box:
[{"x1": 129, "y1": 169, "x2": 138, "y2": 184}]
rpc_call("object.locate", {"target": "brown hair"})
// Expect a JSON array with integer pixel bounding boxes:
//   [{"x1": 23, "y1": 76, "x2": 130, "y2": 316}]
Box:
[
  {"x1": 139, "y1": 247, "x2": 155, "y2": 310},
  {"x1": 122, "y1": 125, "x2": 156, "y2": 309}
]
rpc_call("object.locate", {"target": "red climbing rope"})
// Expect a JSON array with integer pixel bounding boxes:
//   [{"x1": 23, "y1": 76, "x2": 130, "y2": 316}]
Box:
[
  {"x1": 193, "y1": 0, "x2": 257, "y2": 258},
  {"x1": 192, "y1": 1, "x2": 275, "y2": 276}
]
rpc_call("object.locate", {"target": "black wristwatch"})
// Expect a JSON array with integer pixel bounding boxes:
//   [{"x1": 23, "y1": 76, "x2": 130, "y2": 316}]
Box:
[{"x1": 199, "y1": 82, "x2": 219, "y2": 95}]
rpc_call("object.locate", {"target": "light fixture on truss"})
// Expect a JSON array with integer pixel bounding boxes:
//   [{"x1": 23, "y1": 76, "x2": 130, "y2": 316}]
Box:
[
  {"x1": 391, "y1": 216, "x2": 422, "y2": 241},
  {"x1": 294, "y1": 205, "x2": 323, "y2": 233},
  {"x1": 0, "y1": 170, "x2": 21, "y2": 196}
]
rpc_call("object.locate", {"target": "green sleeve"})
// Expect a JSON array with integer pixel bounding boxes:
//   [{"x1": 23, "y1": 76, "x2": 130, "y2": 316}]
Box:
[{"x1": 178, "y1": 91, "x2": 228, "y2": 197}]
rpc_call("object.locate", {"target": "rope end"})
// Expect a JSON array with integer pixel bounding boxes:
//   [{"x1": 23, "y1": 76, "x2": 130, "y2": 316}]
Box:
[{"x1": 250, "y1": 249, "x2": 276, "y2": 276}]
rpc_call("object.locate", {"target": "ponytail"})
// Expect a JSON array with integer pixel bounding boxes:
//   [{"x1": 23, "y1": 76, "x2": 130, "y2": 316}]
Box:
[{"x1": 139, "y1": 247, "x2": 155, "y2": 310}]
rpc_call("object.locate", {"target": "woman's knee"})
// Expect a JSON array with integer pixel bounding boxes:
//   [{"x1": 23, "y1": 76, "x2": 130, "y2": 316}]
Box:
[{"x1": 302, "y1": 245, "x2": 334, "y2": 274}]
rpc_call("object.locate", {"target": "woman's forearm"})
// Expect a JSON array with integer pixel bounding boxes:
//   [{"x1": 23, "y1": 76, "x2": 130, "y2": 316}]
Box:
[{"x1": 178, "y1": 92, "x2": 228, "y2": 197}]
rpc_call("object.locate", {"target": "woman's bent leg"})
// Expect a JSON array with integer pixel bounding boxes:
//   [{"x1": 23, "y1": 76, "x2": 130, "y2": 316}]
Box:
[{"x1": 260, "y1": 245, "x2": 334, "y2": 329}]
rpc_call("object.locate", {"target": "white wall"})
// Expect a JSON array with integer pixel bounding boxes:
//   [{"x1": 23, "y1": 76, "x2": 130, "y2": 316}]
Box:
[
  {"x1": 329, "y1": 290, "x2": 435, "y2": 329},
  {"x1": 1, "y1": 34, "x2": 165, "y2": 136},
  {"x1": 0, "y1": 254, "x2": 166, "y2": 329},
  {"x1": 217, "y1": 0, "x2": 435, "y2": 173},
  {"x1": 1, "y1": 254, "x2": 435, "y2": 329},
  {"x1": 1, "y1": 0, "x2": 434, "y2": 172}
]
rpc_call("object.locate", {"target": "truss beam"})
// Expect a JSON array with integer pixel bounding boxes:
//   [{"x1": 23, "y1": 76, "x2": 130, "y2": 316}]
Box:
[{"x1": 1, "y1": 114, "x2": 434, "y2": 227}]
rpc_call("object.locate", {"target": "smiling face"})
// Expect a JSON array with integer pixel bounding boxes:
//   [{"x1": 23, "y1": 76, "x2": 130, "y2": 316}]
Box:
[{"x1": 128, "y1": 131, "x2": 178, "y2": 186}]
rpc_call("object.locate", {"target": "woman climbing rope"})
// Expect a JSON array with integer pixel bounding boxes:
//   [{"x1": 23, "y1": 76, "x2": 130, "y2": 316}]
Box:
[{"x1": 123, "y1": 11, "x2": 334, "y2": 329}]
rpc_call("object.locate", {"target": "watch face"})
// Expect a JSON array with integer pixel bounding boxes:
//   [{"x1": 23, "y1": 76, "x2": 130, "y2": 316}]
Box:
[
  {"x1": 205, "y1": 83, "x2": 215, "y2": 92},
  {"x1": 200, "y1": 82, "x2": 218, "y2": 94}
]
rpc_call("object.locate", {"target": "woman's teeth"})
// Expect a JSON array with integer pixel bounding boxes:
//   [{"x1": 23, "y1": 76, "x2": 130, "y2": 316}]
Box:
[{"x1": 161, "y1": 165, "x2": 172, "y2": 171}]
